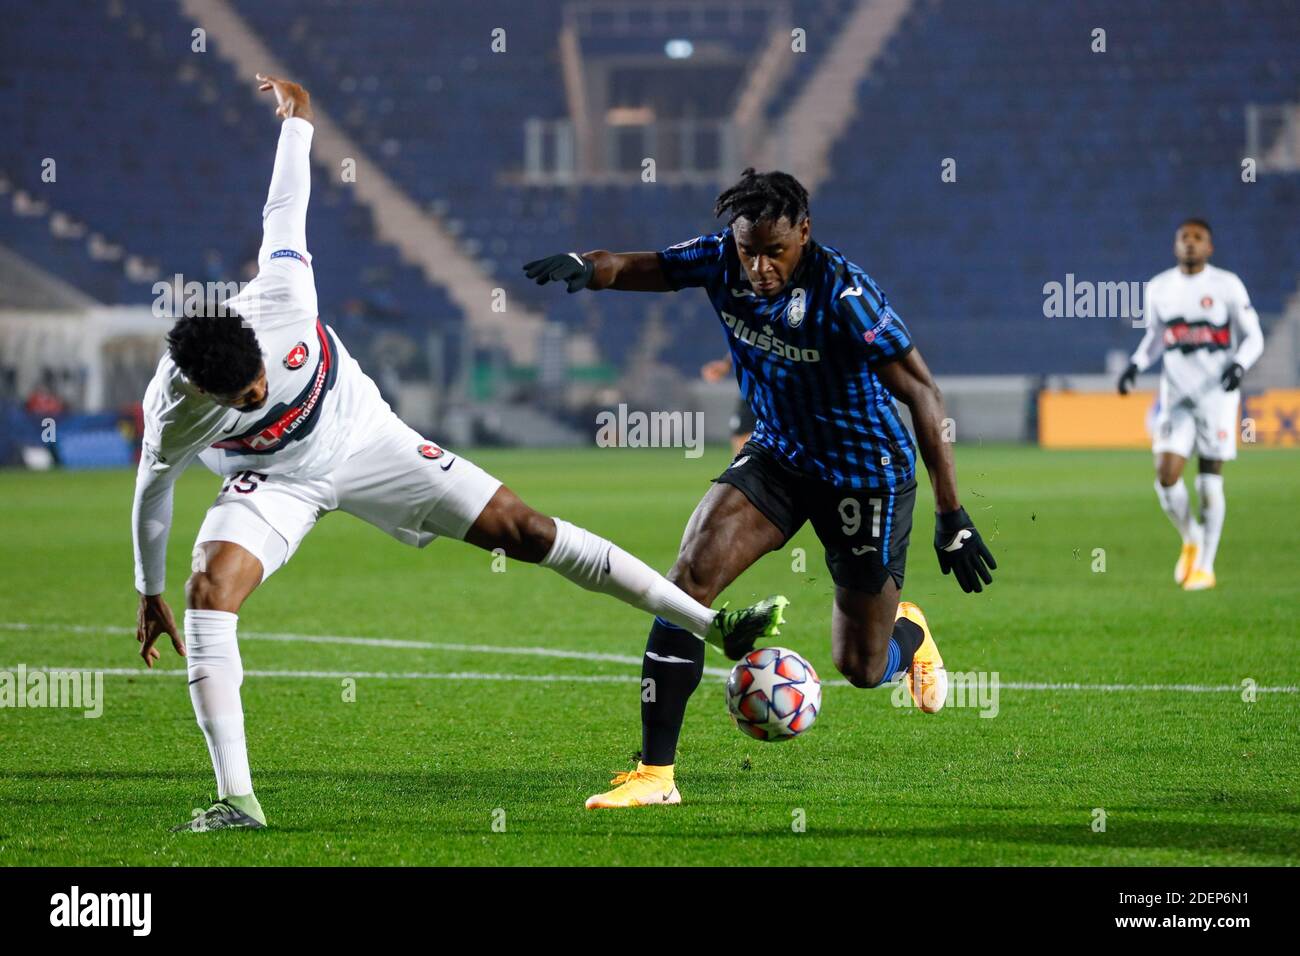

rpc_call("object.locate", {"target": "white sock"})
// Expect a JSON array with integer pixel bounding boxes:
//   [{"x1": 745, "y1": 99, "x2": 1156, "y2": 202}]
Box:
[
  {"x1": 184, "y1": 609, "x2": 253, "y2": 799},
  {"x1": 1154, "y1": 479, "x2": 1200, "y2": 545},
  {"x1": 1195, "y1": 473, "x2": 1225, "y2": 573},
  {"x1": 540, "y1": 518, "x2": 715, "y2": 637}
]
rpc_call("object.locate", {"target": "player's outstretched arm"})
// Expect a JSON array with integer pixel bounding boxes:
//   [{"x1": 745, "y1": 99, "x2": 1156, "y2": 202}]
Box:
[
  {"x1": 523, "y1": 250, "x2": 672, "y2": 292},
  {"x1": 130, "y1": 372, "x2": 202, "y2": 667},
  {"x1": 877, "y1": 348, "x2": 996, "y2": 593},
  {"x1": 256, "y1": 72, "x2": 312, "y2": 122},
  {"x1": 132, "y1": 463, "x2": 185, "y2": 668},
  {"x1": 256, "y1": 73, "x2": 314, "y2": 258}
]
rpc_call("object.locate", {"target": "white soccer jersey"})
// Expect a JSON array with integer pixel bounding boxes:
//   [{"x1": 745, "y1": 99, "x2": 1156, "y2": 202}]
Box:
[
  {"x1": 132, "y1": 117, "x2": 390, "y2": 594},
  {"x1": 1131, "y1": 264, "x2": 1264, "y2": 404}
]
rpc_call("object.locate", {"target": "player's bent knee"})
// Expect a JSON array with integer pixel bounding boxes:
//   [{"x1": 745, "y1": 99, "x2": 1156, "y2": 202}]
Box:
[
  {"x1": 1155, "y1": 455, "x2": 1184, "y2": 487},
  {"x1": 185, "y1": 570, "x2": 244, "y2": 613},
  {"x1": 499, "y1": 507, "x2": 555, "y2": 564},
  {"x1": 512, "y1": 510, "x2": 556, "y2": 563},
  {"x1": 667, "y1": 554, "x2": 723, "y2": 605},
  {"x1": 466, "y1": 489, "x2": 556, "y2": 563}
]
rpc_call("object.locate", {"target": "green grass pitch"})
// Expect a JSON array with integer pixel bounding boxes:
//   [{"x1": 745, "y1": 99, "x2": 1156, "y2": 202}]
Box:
[{"x1": 0, "y1": 445, "x2": 1296, "y2": 866}]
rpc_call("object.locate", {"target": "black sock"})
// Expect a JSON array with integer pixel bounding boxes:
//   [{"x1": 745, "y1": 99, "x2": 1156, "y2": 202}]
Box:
[
  {"x1": 640, "y1": 616, "x2": 706, "y2": 766},
  {"x1": 892, "y1": 618, "x2": 924, "y2": 677}
]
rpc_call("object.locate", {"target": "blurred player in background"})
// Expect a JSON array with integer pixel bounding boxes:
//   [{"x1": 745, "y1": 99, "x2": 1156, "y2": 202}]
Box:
[
  {"x1": 1119, "y1": 219, "x2": 1263, "y2": 591},
  {"x1": 700, "y1": 353, "x2": 753, "y2": 454},
  {"x1": 526, "y1": 168, "x2": 995, "y2": 809},
  {"x1": 133, "y1": 77, "x2": 788, "y2": 832}
]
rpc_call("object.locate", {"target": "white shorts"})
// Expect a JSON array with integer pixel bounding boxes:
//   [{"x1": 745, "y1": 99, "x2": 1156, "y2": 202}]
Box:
[
  {"x1": 1152, "y1": 389, "x2": 1240, "y2": 462},
  {"x1": 194, "y1": 415, "x2": 503, "y2": 581}
]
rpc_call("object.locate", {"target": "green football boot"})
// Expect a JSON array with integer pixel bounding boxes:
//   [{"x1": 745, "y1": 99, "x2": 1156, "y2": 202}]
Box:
[
  {"x1": 170, "y1": 794, "x2": 266, "y2": 832},
  {"x1": 706, "y1": 595, "x2": 789, "y2": 660}
]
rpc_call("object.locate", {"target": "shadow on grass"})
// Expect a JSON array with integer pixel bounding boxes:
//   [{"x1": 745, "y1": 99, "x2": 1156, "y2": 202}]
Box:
[
  {"x1": 7, "y1": 768, "x2": 1297, "y2": 861},
  {"x1": 878, "y1": 820, "x2": 1300, "y2": 859}
]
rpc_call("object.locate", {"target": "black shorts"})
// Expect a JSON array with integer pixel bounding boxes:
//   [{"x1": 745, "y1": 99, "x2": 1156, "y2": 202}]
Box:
[
  {"x1": 714, "y1": 441, "x2": 915, "y2": 594},
  {"x1": 729, "y1": 398, "x2": 757, "y2": 438}
]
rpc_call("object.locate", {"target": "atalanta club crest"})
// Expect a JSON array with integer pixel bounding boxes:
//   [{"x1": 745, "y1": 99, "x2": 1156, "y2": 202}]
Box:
[
  {"x1": 283, "y1": 342, "x2": 309, "y2": 370},
  {"x1": 417, "y1": 442, "x2": 445, "y2": 460},
  {"x1": 1201, "y1": 296, "x2": 1214, "y2": 309},
  {"x1": 787, "y1": 287, "x2": 806, "y2": 328}
]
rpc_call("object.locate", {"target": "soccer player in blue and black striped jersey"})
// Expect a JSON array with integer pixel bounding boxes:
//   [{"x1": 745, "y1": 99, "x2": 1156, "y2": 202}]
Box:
[{"x1": 525, "y1": 168, "x2": 996, "y2": 809}]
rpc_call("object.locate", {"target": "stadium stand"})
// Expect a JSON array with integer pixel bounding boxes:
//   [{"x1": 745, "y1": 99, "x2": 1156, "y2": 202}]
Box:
[
  {"x1": 0, "y1": 0, "x2": 462, "y2": 376},
  {"x1": 812, "y1": 0, "x2": 1300, "y2": 372},
  {"x1": 3, "y1": 0, "x2": 1297, "y2": 382},
  {"x1": 230, "y1": 0, "x2": 1300, "y2": 376}
]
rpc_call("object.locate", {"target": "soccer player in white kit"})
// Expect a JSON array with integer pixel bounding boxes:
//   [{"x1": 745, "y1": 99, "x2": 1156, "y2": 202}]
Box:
[
  {"x1": 132, "y1": 76, "x2": 788, "y2": 832},
  {"x1": 1118, "y1": 219, "x2": 1263, "y2": 591}
]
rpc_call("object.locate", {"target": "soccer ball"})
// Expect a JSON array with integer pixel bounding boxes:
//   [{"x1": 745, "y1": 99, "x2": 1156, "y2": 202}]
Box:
[{"x1": 725, "y1": 647, "x2": 821, "y2": 741}]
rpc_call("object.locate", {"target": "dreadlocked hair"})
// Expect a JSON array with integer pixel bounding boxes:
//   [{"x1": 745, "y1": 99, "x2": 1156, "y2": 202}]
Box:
[
  {"x1": 713, "y1": 168, "x2": 809, "y2": 227},
  {"x1": 166, "y1": 313, "x2": 263, "y2": 395}
]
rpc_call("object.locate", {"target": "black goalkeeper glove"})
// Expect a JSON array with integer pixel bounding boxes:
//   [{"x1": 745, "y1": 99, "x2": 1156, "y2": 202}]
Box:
[
  {"x1": 934, "y1": 506, "x2": 997, "y2": 594},
  {"x1": 1117, "y1": 363, "x2": 1138, "y2": 396},
  {"x1": 1220, "y1": 362, "x2": 1244, "y2": 392},
  {"x1": 522, "y1": 252, "x2": 595, "y2": 293}
]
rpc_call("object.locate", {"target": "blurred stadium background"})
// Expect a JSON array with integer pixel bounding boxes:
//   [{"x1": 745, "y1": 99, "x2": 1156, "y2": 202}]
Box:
[{"x1": 2, "y1": 0, "x2": 1299, "y2": 469}]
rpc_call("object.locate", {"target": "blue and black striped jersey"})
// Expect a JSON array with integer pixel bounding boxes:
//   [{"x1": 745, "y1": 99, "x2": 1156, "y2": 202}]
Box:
[{"x1": 659, "y1": 228, "x2": 916, "y2": 489}]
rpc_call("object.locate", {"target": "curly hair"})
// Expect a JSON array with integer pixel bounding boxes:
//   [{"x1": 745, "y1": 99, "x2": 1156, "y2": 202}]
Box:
[
  {"x1": 714, "y1": 167, "x2": 810, "y2": 227},
  {"x1": 166, "y1": 313, "x2": 263, "y2": 395}
]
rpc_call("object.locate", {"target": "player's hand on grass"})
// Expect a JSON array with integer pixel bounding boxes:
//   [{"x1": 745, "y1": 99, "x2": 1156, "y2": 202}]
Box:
[
  {"x1": 137, "y1": 593, "x2": 184, "y2": 668},
  {"x1": 934, "y1": 507, "x2": 996, "y2": 593},
  {"x1": 1117, "y1": 362, "x2": 1138, "y2": 395},
  {"x1": 1220, "y1": 362, "x2": 1244, "y2": 392},
  {"x1": 522, "y1": 253, "x2": 595, "y2": 293},
  {"x1": 256, "y1": 73, "x2": 312, "y2": 121}
]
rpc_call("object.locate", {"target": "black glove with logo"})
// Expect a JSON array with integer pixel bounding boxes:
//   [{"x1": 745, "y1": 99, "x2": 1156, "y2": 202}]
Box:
[
  {"x1": 523, "y1": 253, "x2": 595, "y2": 293},
  {"x1": 1117, "y1": 363, "x2": 1138, "y2": 396},
  {"x1": 934, "y1": 507, "x2": 997, "y2": 593},
  {"x1": 1220, "y1": 362, "x2": 1244, "y2": 392}
]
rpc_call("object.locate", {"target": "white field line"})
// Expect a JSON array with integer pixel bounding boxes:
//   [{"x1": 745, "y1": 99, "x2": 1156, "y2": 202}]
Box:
[
  {"x1": 5, "y1": 665, "x2": 639, "y2": 684},
  {"x1": 0, "y1": 621, "x2": 723, "y2": 673},
  {"x1": 2, "y1": 622, "x2": 1296, "y2": 693}
]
